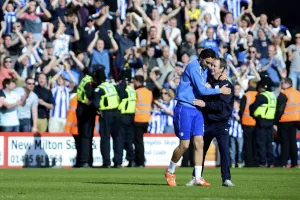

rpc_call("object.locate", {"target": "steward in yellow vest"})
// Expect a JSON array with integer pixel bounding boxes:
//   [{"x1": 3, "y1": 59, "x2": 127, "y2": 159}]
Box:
[
  {"x1": 277, "y1": 78, "x2": 299, "y2": 168},
  {"x1": 249, "y1": 77, "x2": 277, "y2": 167},
  {"x1": 76, "y1": 67, "x2": 104, "y2": 168},
  {"x1": 92, "y1": 68, "x2": 122, "y2": 168},
  {"x1": 116, "y1": 68, "x2": 136, "y2": 167}
]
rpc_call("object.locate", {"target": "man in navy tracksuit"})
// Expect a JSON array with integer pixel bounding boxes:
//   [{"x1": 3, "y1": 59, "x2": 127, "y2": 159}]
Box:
[{"x1": 187, "y1": 58, "x2": 235, "y2": 187}]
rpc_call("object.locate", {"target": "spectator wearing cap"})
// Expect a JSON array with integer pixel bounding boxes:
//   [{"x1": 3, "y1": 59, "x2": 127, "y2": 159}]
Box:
[
  {"x1": 48, "y1": 62, "x2": 75, "y2": 132},
  {"x1": 16, "y1": 0, "x2": 52, "y2": 41},
  {"x1": 260, "y1": 44, "x2": 286, "y2": 86},
  {"x1": 196, "y1": 42, "x2": 205, "y2": 56},
  {"x1": 87, "y1": 30, "x2": 119, "y2": 78}
]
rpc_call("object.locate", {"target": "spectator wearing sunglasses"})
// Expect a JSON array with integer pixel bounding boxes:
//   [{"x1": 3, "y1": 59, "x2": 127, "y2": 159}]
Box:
[
  {"x1": 0, "y1": 56, "x2": 22, "y2": 89},
  {"x1": 14, "y1": 77, "x2": 38, "y2": 132}
]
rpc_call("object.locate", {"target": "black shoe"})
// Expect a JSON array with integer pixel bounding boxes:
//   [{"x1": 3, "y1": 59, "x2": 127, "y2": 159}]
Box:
[
  {"x1": 79, "y1": 163, "x2": 91, "y2": 168},
  {"x1": 127, "y1": 161, "x2": 135, "y2": 168},
  {"x1": 113, "y1": 164, "x2": 121, "y2": 168},
  {"x1": 100, "y1": 165, "x2": 111, "y2": 168}
]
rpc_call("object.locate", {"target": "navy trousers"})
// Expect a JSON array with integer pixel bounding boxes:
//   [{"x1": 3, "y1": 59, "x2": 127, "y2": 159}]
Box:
[
  {"x1": 193, "y1": 121, "x2": 231, "y2": 182},
  {"x1": 255, "y1": 124, "x2": 274, "y2": 166}
]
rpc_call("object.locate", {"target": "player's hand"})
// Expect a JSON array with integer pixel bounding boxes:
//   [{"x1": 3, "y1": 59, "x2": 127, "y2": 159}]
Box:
[
  {"x1": 193, "y1": 99, "x2": 205, "y2": 107},
  {"x1": 220, "y1": 84, "x2": 231, "y2": 95}
]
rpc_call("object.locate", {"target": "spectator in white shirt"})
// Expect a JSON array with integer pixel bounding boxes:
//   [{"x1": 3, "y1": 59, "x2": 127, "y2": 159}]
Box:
[
  {"x1": 15, "y1": 77, "x2": 38, "y2": 132},
  {"x1": 0, "y1": 78, "x2": 25, "y2": 132}
]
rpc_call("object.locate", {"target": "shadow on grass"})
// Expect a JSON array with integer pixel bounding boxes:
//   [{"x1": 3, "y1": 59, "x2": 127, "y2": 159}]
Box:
[{"x1": 84, "y1": 181, "x2": 166, "y2": 186}]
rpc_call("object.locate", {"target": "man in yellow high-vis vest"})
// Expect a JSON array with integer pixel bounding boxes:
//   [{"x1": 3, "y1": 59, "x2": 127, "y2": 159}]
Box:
[
  {"x1": 117, "y1": 68, "x2": 137, "y2": 167},
  {"x1": 76, "y1": 67, "x2": 103, "y2": 168},
  {"x1": 92, "y1": 69, "x2": 122, "y2": 168},
  {"x1": 250, "y1": 77, "x2": 277, "y2": 168}
]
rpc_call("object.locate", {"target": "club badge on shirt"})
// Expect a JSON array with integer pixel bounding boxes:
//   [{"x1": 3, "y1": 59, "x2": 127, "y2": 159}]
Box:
[{"x1": 215, "y1": 85, "x2": 219, "y2": 89}]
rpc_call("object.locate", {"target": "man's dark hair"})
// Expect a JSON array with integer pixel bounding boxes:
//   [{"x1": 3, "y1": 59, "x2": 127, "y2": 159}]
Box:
[
  {"x1": 282, "y1": 77, "x2": 293, "y2": 86},
  {"x1": 214, "y1": 58, "x2": 226, "y2": 69},
  {"x1": 25, "y1": 77, "x2": 34, "y2": 83},
  {"x1": 273, "y1": 16, "x2": 281, "y2": 21},
  {"x1": 198, "y1": 48, "x2": 216, "y2": 60},
  {"x1": 2, "y1": 78, "x2": 13, "y2": 89},
  {"x1": 134, "y1": 75, "x2": 144, "y2": 84}
]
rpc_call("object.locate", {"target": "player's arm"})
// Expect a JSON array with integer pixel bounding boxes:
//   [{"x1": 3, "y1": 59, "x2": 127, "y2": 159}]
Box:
[{"x1": 189, "y1": 66, "x2": 230, "y2": 96}]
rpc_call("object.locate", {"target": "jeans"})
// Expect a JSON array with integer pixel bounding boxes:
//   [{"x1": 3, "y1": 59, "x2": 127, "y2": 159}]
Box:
[
  {"x1": 19, "y1": 119, "x2": 32, "y2": 132},
  {"x1": 0, "y1": 126, "x2": 20, "y2": 132},
  {"x1": 289, "y1": 71, "x2": 300, "y2": 90},
  {"x1": 229, "y1": 136, "x2": 243, "y2": 164}
]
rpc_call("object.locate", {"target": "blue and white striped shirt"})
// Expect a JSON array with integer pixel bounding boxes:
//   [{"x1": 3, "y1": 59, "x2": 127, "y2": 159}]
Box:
[
  {"x1": 161, "y1": 99, "x2": 176, "y2": 127},
  {"x1": 229, "y1": 110, "x2": 243, "y2": 138},
  {"x1": 148, "y1": 111, "x2": 164, "y2": 134},
  {"x1": 50, "y1": 86, "x2": 70, "y2": 118},
  {"x1": 223, "y1": 0, "x2": 249, "y2": 19},
  {"x1": 4, "y1": 11, "x2": 17, "y2": 34},
  {"x1": 21, "y1": 45, "x2": 43, "y2": 66}
]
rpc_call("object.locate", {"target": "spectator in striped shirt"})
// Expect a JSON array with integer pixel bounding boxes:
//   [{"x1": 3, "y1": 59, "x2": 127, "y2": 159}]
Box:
[
  {"x1": 48, "y1": 62, "x2": 75, "y2": 133},
  {"x1": 2, "y1": 0, "x2": 18, "y2": 34},
  {"x1": 229, "y1": 98, "x2": 243, "y2": 168},
  {"x1": 147, "y1": 103, "x2": 164, "y2": 134},
  {"x1": 154, "y1": 88, "x2": 176, "y2": 133}
]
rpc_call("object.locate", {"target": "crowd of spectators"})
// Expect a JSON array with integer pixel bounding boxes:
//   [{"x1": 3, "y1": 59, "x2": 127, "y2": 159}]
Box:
[{"x1": 0, "y1": 0, "x2": 299, "y2": 167}]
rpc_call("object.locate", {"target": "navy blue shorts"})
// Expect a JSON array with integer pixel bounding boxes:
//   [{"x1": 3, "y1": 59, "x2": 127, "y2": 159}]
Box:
[{"x1": 173, "y1": 103, "x2": 204, "y2": 140}]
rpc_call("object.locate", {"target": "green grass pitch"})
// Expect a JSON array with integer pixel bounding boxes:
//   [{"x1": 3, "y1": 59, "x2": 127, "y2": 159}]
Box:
[{"x1": 0, "y1": 168, "x2": 299, "y2": 199}]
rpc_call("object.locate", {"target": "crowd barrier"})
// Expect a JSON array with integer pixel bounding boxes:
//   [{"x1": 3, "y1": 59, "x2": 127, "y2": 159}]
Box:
[{"x1": 0, "y1": 132, "x2": 299, "y2": 168}]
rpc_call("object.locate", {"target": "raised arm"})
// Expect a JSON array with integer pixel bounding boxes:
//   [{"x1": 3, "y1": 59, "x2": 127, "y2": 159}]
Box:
[
  {"x1": 96, "y1": 6, "x2": 109, "y2": 26},
  {"x1": 70, "y1": 17, "x2": 80, "y2": 42},
  {"x1": 16, "y1": 1, "x2": 29, "y2": 19},
  {"x1": 134, "y1": 4, "x2": 153, "y2": 25},
  {"x1": 108, "y1": 30, "x2": 119, "y2": 53},
  {"x1": 39, "y1": 1, "x2": 52, "y2": 19},
  {"x1": 162, "y1": 7, "x2": 181, "y2": 23},
  {"x1": 87, "y1": 31, "x2": 99, "y2": 54},
  {"x1": 69, "y1": 51, "x2": 85, "y2": 71},
  {"x1": 2, "y1": 0, "x2": 10, "y2": 12}
]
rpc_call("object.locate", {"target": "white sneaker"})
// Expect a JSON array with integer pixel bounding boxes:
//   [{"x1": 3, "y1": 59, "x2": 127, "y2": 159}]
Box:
[
  {"x1": 185, "y1": 177, "x2": 196, "y2": 186},
  {"x1": 222, "y1": 179, "x2": 235, "y2": 187}
]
